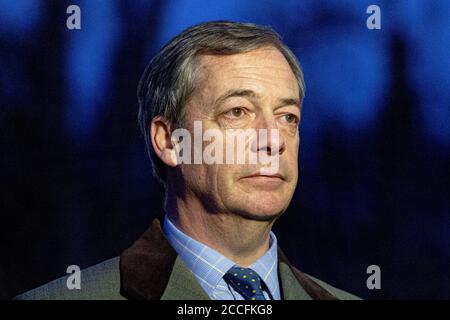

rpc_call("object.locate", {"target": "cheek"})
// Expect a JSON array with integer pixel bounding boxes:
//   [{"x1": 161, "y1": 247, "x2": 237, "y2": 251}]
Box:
[
  {"x1": 215, "y1": 165, "x2": 244, "y2": 197},
  {"x1": 286, "y1": 139, "x2": 299, "y2": 180},
  {"x1": 215, "y1": 165, "x2": 238, "y2": 184},
  {"x1": 285, "y1": 133, "x2": 299, "y2": 157},
  {"x1": 204, "y1": 164, "x2": 233, "y2": 195},
  {"x1": 180, "y1": 164, "x2": 211, "y2": 192}
]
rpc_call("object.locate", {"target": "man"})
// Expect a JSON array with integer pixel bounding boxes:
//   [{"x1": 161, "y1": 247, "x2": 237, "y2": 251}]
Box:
[{"x1": 16, "y1": 21, "x2": 359, "y2": 300}]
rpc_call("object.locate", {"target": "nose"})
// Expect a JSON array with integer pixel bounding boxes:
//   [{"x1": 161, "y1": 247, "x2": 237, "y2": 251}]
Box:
[{"x1": 251, "y1": 115, "x2": 286, "y2": 156}]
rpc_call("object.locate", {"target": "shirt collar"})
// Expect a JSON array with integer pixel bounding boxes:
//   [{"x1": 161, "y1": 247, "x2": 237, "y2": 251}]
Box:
[{"x1": 162, "y1": 214, "x2": 280, "y2": 299}]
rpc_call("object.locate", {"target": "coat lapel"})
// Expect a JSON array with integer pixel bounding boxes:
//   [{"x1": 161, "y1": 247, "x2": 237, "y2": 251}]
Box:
[
  {"x1": 278, "y1": 248, "x2": 338, "y2": 300},
  {"x1": 161, "y1": 257, "x2": 210, "y2": 300},
  {"x1": 119, "y1": 218, "x2": 210, "y2": 300},
  {"x1": 278, "y1": 261, "x2": 312, "y2": 300}
]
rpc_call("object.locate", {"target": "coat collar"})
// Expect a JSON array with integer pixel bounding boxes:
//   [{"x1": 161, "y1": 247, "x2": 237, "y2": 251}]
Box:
[
  {"x1": 119, "y1": 218, "x2": 337, "y2": 300},
  {"x1": 277, "y1": 248, "x2": 338, "y2": 300}
]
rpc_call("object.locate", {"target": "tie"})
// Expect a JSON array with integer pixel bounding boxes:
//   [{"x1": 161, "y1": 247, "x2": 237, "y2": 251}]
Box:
[{"x1": 223, "y1": 266, "x2": 267, "y2": 300}]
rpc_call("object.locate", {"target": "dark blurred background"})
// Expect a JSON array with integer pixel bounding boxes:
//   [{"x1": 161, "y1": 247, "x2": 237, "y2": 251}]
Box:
[{"x1": 1, "y1": 0, "x2": 449, "y2": 299}]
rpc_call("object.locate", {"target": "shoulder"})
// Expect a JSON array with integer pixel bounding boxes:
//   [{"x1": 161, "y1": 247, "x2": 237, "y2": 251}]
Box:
[
  {"x1": 15, "y1": 257, "x2": 124, "y2": 300},
  {"x1": 304, "y1": 273, "x2": 362, "y2": 300}
]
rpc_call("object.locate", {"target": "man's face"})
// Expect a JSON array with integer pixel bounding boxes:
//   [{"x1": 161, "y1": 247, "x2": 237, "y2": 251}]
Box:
[{"x1": 178, "y1": 46, "x2": 300, "y2": 221}]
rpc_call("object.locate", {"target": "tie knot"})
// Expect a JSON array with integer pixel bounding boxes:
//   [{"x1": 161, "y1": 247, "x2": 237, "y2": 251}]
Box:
[{"x1": 223, "y1": 266, "x2": 266, "y2": 300}]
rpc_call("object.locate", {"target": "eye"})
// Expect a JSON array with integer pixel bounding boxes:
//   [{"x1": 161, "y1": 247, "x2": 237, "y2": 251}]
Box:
[
  {"x1": 283, "y1": 113, "x2": 299, "y2": 124},
  {"x1": 227, "y1": 107, "x2": 245, "y2": 118}
]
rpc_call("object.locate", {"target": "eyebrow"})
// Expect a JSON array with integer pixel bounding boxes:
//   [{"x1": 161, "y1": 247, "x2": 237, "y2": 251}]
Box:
[{"x1": 213, "y1": 89, "x2": 301, "y2": 110}]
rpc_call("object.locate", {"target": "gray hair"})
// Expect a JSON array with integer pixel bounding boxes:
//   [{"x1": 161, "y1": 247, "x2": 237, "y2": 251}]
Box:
[{"x1": 137, "y1": 20, "x2": 305, "y2": 185}]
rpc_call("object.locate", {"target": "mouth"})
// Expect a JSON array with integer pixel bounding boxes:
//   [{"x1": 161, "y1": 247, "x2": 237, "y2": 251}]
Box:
[{"x1": 240, "y1": 173, "x2": 285, "y2": 181}]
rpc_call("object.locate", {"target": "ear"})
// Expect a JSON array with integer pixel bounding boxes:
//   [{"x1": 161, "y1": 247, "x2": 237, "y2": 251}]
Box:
[{"x1": 150, "y1": 116, "x2": 178, "y2": 167}]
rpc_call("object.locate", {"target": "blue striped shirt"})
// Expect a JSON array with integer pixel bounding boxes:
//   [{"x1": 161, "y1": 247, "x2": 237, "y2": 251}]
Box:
[{"x1": 162, "y1": 215, "x2": 281, "y2": 300}]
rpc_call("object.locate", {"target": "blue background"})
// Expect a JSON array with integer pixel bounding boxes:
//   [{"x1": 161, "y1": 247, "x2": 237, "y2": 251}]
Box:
[{"x1": 1, "y1": 0, "x2": 449, "y2": 299}]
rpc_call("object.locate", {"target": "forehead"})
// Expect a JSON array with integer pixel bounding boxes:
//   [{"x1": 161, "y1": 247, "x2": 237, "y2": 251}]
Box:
[{"x1": 195, "y1": 46, "x2": 299, "y2": 100}]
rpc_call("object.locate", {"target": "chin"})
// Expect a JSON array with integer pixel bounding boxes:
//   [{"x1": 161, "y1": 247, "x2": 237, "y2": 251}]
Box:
[
  {"x1": 235, "y1": 209, "x2": 284, "y2": 222},
  {"x1": 231, "y1": 197, "x2": 289, "y2": 222},
  {"x1": 219, "y1": 178, "x2": 295, "y2": 221}
]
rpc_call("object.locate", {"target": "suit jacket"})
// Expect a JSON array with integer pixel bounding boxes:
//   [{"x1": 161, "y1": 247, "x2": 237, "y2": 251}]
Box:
[{"x1": 16, "y1": 219, "x2": 359, "y2": 300}]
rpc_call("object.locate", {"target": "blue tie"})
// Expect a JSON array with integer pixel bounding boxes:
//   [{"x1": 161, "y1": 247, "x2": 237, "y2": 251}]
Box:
[{"x1": 223, "y1": 266, "x2": 267, "y2": 300}]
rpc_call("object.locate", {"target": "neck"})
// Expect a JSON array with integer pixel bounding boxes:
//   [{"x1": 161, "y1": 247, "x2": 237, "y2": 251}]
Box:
[{"x1": 165, "y1": 190, "x2": 275, "y2": 267}]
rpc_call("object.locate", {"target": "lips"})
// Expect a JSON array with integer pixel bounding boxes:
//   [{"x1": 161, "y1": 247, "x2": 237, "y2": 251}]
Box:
[{"x1": 241, "y1": 172, "x2": 285, "y2": 180}]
